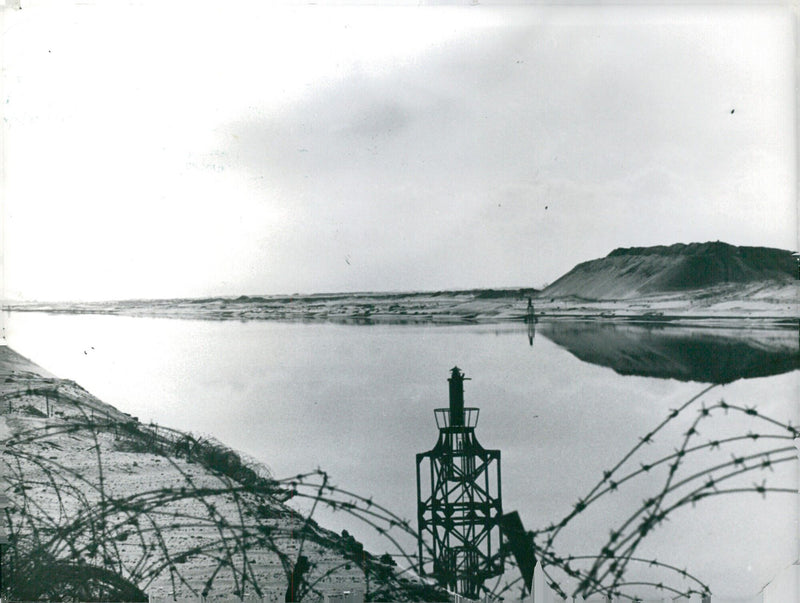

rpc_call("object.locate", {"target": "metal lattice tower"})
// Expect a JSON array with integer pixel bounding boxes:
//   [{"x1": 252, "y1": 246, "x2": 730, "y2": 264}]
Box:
[{"x1": 416, "y1": 367, "x2": 504, "y2": 598}]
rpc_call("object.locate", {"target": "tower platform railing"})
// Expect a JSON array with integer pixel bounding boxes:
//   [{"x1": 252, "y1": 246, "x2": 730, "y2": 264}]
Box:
[{"x1": 434, "y1": 407, "x2": 480, "y2": 430}]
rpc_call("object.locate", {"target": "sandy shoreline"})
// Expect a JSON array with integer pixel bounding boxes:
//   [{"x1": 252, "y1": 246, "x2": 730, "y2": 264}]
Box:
[{"x1": 4, "y1": 284, "x2": 798, "y2": 326}]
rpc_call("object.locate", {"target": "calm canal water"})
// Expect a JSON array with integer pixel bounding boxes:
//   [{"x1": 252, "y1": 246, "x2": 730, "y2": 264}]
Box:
[{"x1": 4, "y1": 311, "x2": 798, "y2": 597}]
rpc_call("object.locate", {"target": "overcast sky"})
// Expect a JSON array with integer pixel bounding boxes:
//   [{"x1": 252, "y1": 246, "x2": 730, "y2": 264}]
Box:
[{"x1": 1, "y1": 1, "x2": 796, "y2": 301}]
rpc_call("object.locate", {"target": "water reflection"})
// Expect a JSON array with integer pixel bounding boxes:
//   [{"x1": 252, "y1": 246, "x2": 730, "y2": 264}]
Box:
[{"x1": 537, "y1": 321, "x2": 799, "y2": 383}]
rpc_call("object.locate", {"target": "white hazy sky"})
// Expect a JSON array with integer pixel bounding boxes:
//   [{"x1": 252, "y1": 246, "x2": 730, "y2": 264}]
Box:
[{"x1": 0, "y1": 1, "x2": 796, "y2": 301}]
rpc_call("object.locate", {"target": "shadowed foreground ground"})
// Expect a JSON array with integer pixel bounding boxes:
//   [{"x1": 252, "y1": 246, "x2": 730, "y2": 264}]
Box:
[{"x1": 0, "y1": 345, "x2": 446, "y2": 602}]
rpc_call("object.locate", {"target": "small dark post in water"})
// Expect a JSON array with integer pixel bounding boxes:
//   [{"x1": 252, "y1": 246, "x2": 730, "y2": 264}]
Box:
[
  {"x1": 525, "y1": 297, "x2": 537, "y2": 324},
  {"x1": 416, "y1": 367, "x2": 503, "y2": 599},
  {"x1": 526, "y1": 298, "x2": 537, "y2": 345}
]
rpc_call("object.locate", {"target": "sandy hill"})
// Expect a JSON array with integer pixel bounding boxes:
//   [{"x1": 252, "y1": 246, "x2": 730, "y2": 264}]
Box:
[
  {"x1": 541, "y1": 242, "x2": 797, "y2": 301},
  {"x1": 0, "y1": 346, "x2": 445, "y2": 602}
]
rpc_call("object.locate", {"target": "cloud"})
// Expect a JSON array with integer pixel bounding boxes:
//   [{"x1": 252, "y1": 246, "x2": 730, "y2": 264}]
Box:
[
  {"x1": 3, "y1": 3, "x2": 794, "y2": 299},
  {"x1": 204, "y1": 6, "x2": 792, "y2": 295}
]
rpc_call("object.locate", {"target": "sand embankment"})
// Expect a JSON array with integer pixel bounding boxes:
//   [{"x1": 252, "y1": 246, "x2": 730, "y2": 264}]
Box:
[{"x1": 0, "y1": 346, "x2": 438, "y2": 601}]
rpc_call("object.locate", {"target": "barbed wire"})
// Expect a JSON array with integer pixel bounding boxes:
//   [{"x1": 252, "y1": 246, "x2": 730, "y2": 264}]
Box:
[
  {"x1": 2, "y1": 376, "x2": 797, "y2": 601},
  {"x1": 0, "y1": 382, "x2": 444, "y2": 601},
  {"x1": 515, "y1": 384, "x2": 798, "y2": 600}
]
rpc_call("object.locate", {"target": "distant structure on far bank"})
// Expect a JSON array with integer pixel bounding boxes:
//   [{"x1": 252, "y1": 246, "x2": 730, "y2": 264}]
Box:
[
  {"x1": 526, "y1": 297, "x2": 537, "y2": 345},
  {"x1": 415, "y1": 367, "x2": 504, "y2": 598}
]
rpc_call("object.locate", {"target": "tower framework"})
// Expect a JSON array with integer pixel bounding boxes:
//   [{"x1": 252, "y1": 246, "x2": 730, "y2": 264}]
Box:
[{"x1": 416, "y1": 367, "x2": 503, "y2": 598}]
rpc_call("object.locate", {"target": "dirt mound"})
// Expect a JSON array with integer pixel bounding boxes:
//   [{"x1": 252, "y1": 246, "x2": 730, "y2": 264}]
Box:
[{"x1": 543, "y1": 242, "x2": 797, "y2": 300}]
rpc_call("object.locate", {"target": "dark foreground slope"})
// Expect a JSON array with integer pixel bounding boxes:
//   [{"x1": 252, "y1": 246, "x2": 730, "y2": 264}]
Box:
[
  {"x1": 542, "y1": 242, "x2": 796, "y2": 301},
  {"x1": 0, "y1": 346, "x2": 445, "y2": 602}
]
